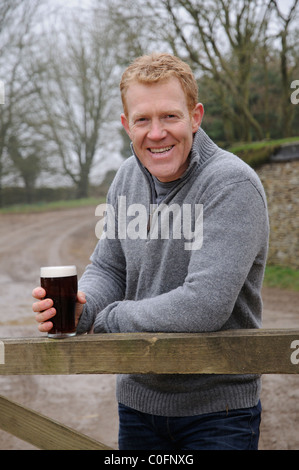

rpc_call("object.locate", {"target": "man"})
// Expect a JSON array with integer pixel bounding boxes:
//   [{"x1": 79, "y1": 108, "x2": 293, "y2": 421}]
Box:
[{"x1": 33, "y1": 53, "x2": 269, "y2": 450}]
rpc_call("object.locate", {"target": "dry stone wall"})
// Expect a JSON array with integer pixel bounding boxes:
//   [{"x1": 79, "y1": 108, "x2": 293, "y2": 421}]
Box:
[{"x1": 256, "y1": 155, "x2": 299, "y2": 269}]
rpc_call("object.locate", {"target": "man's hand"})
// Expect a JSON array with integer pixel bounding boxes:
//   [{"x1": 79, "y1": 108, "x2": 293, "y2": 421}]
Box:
[{"x1": 32, "y1": 287, "x2": 86, "y2": 333}]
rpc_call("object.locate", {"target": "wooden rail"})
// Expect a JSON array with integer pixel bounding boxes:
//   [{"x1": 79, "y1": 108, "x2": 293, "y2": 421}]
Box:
[
  {"x1": 0, "y1": 395, "x2": 112, "y2": 450},
  {"x1": 1, "y1": 329, "x2": 299, "y2": 450},
  {"x1": 1, "y1": 329, "x2": 299, "y2": 375}
]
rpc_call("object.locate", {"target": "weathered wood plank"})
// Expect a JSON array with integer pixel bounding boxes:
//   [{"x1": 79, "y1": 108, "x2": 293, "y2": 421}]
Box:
[
  {"x1": 0, "y1": 329, "x2": 299, "y2": 375},
  {"x1": 0, "y1": 394, "x2": 113, "y2": 450}
]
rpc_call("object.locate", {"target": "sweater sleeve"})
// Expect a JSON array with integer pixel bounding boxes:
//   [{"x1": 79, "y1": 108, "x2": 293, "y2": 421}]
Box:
[
  {"x1": 76, "y1": 235, "x2": 126, "y2": 334},
  {"x1": 93, "y1": 180, "x2": 268, "y2": 334},
  {"x1": 76, "y1": 187, "x2": 127, "y2": 334}
]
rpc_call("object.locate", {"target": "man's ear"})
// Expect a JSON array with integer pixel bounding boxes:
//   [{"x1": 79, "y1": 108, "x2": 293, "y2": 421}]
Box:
[
  {"x1": 191, "y1": 103, "x2": 204, "y2": 133},
  {"x1": 121, "y1": 113, "x2": 132, "y2": 139}
]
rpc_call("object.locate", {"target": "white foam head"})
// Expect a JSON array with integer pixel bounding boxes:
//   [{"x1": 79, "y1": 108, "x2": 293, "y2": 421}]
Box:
[{"x1": 40, "y1": 265, "x2": 77, "y2": 278}]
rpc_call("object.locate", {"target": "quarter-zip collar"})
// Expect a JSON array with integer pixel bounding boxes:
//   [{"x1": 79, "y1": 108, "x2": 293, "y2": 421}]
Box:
[{"x1": 130, "y1": 127, "x2": 219, "y2": 204}]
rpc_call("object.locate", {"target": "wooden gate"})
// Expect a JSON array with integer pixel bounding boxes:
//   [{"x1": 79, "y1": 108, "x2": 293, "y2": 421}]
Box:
[{"x1": 0, "y1": 329, "x2": 299, "y2": 449}]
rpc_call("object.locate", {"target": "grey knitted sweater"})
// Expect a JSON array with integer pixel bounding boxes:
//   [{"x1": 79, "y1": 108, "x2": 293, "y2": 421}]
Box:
[{"x1": 77, "y1": 127, "x2": 269, "y2": 416}]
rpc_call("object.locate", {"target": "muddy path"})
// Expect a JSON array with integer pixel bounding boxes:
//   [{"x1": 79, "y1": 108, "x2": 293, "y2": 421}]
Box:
[{"x1": 0, "y1": 207, "x2": 298, "y2": 450}]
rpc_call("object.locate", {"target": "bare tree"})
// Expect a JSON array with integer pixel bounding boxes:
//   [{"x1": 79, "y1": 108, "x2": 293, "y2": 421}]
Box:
[
  {"x1": 271, "y1": 0, "x2": 299, "y2": 137},
  {"x1": 6, "y1": 135, "x2": 42, "y2": 203},
  {"x1": 157, "y1": 0, "x2": 275, "y2": 141},
  {"x1": 29, "y1": 13, "x2": 122, "y2": 198},
  {"x1": 0, "y1": 0, "x2": 46, "y2": 205},
  {"x1": 110, "y1": 0, "x2": 289, "y2": 142}
]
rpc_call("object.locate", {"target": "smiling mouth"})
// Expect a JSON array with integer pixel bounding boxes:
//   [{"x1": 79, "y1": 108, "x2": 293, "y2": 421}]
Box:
[{"x1": 148, "y1": 145, "x2": 174, "y2": 154}]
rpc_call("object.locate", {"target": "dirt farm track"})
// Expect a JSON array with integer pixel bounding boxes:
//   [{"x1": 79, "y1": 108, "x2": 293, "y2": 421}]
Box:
[{"x1": 0, "y1": 206, "x2": 299, "y2": 450}]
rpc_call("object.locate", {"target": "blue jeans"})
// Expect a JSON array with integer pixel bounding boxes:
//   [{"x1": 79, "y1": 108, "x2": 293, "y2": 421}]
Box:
[{"x1": 118, "y1": 401, "x2": 261, "y2": 450}]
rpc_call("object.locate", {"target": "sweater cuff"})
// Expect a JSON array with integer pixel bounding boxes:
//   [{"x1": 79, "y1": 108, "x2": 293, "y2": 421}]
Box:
[
  {"x1": 93, "y1": 310, "x2": 107, "y2": 333},
  {"x1": 93, "y1": 300, "x2": 122, "y2": 333},
  {"x1": 76, "y1": 303, "x2": 95, "y2": 335}
]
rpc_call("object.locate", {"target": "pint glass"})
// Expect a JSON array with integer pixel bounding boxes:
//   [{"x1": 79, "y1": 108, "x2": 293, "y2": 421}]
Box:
[{"x1": 40, "y1": 265, "x2": 77, "y2": 338}]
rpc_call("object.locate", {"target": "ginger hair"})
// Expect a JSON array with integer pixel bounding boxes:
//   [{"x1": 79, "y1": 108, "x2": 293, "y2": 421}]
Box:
[{"x1": 120, "y1": 53, "x2": 198, "y2": 116}]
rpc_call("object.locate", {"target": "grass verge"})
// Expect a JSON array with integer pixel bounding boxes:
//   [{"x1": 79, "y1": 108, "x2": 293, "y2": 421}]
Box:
[
  {"x1": 229, "y1": 136, "x2": 299, "y2": 168},
  {"x1": 263, "y1": 265, "x2": 299, "y2": 292},
  {"x1": 0, "y1": 197, "x2": 104, "y2": 214}
]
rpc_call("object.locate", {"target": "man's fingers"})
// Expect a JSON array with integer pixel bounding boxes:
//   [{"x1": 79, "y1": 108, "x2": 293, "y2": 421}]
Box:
[
  {"x1": 32, "y1": 298, "x2": 53, "y2": 313},
  {"x1": 77, "y1": 291, "x2": 86, "y2": 304},
  {"x1": 35, "y1": 307, "x2": 56, "y2": 323},
  {"x1": 32, "y1": 287, "x2": 46, "y2": 300},
  {"x1": 33, "y1": 289, "x2": 86, "y2": 332},
  {"x1": 38, "y1": 320, "x2": 54, "y2": 333}
]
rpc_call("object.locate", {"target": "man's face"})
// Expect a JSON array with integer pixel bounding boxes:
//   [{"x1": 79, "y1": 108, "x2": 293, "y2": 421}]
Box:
[{"x1": 121, "y1": 78, "x2": 204, "y2": 182}]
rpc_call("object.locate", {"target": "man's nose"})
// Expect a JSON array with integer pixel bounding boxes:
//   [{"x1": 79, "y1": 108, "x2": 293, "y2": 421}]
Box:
[{"x1": 147, "y1": 119, "x2": 167, "y2": 140}]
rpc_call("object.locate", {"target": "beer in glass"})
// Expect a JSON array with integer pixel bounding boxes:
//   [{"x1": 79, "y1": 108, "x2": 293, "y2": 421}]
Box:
[{"x1": 40, "y1": 265, "x2": 77, "y2": 338}]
